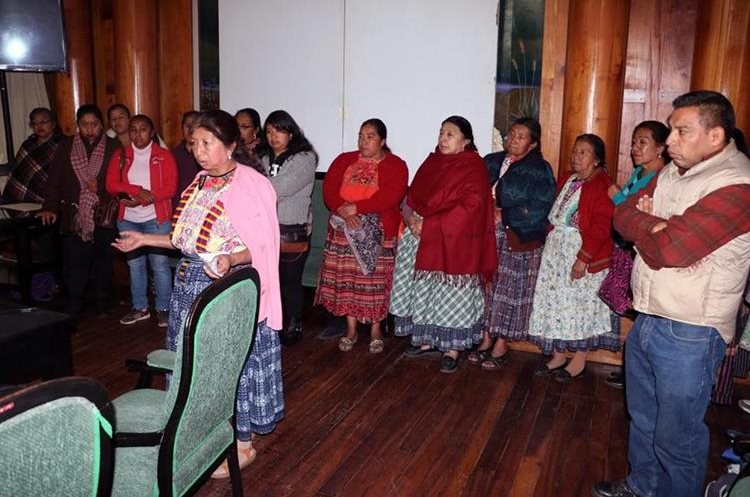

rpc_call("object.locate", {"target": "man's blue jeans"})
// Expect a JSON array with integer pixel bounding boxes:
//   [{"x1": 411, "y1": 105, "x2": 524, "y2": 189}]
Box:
[
  {"x1": 117, "y1": 219, "x2": 173, "y2": 311},
  {"x1": 625, "y1": 314, "x2": 726, "y2": 497}
]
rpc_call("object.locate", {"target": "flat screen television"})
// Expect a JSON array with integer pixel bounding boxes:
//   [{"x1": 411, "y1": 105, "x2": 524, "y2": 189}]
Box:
[{"x1": 0, "y1": 0, "x2": 67, "y2": 72}]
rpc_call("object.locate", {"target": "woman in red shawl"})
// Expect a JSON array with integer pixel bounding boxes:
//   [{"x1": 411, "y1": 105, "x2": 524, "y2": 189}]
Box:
[{"x1": 389, "y1": 116, "x2": 496, "y2": 373}]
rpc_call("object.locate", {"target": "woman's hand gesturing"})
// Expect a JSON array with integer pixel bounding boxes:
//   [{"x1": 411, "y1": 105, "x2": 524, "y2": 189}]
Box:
[{"x1": 112, "y1": 231, "x2": 146, "y2": 252}]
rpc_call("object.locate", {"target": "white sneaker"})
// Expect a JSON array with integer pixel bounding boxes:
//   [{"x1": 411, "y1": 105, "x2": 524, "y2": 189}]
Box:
[{"x1": 738, "y1": 399, "x2": 750, "y2": 414}]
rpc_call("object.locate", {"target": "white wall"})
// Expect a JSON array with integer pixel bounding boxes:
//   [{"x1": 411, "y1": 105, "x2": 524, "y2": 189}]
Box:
[
  {"x1": 219, "y1": 0, "x2": 345, "y2": 171},
  {"x1": 220, "y1": 0, "x2": 497, "y2": 177}
]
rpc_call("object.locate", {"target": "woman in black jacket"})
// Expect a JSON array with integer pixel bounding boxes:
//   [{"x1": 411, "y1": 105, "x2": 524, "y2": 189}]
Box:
[{"x1": 468, "y1": 117, "x2": 556, "y2": 370}]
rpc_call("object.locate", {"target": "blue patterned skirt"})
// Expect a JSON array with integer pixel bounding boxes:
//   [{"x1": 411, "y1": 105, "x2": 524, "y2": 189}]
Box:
[
  {"x1": 167, "y1": 258, "x2": 284, "y2": 438},
  {"x1": 485, "y1": 225, "x2": 543, "y2": 341}
]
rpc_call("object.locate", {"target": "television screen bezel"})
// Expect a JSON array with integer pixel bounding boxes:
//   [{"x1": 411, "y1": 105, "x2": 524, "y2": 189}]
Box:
[{"x1": 0, "y1": 0, "x2": 68, "y2": 72}]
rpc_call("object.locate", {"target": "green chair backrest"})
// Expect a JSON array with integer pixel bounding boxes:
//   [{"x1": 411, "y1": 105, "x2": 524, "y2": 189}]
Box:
[
  {"x1": 732, "y1": 476, "x2": 750, "y2": 496},
  {"x1": 159, "y1": 267, "x2": 260, "y2": 496},
  {"x1": 0, "y1": 377, "x2": 114, "y2": 497},
  {"x1": 302, "y1": 174, "x2": 328, "y2": 287}
]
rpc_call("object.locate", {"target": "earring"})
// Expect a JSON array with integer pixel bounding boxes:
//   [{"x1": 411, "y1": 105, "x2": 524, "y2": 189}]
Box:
[{"x1": 227, "y1": 153, "x2": 232, "y2": 160}]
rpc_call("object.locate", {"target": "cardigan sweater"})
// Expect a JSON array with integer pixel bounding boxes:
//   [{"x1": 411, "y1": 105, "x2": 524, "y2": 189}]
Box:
[
  {"x1": 219, "y1": 164, "x2": 283, "y2": 330},
  {"x1": 42, "y1": 134, "x2": 120, "y2": 215},
  {"x1": 260, "y1": 151, "x2": 317, "y2": 225},
  {"x1": 484, "y1": 151, "x2": 556, "y2": 245},
  {"x1": 105, "y1": 142, "x2": 178, "y2": 224},
  {"x1": 557, "y1": 168, "x2": 614, "y2": 273},
  {"x1": 323, "y1": 151, "x2": 409, "y2": 238}
]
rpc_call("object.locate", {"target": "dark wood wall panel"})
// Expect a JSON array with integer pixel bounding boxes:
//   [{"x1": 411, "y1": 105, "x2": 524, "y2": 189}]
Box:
[
  {"x1": 692, "y1": 0, "x2": 750, "y2": 136},
  {"x1": 158, "y1": 0, "x2": 195, "y2": 147},
  {"x1": 558, "y1": 0, "x2": 630, "y2": 179},
  {"x1": 113, "y1": 0, "x2": 160, "y2": 126},
  {"x1": 91, "y1": 0, "x2": 116, "y2": 118},
  {"x1": 616, "y1": 0, "x2": 697, "y2": 185},
  {"x1": 538, "y1": 0, "x2": 570, "y2": 176},
  {"x1": 51, "y1": 0, "x2": 96, "y2": 135}
]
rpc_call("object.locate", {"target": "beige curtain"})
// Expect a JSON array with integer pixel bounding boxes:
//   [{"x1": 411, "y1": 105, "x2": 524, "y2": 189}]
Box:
[{"x1": 0, "y1": 72, "x2": 50, "y2": 164}]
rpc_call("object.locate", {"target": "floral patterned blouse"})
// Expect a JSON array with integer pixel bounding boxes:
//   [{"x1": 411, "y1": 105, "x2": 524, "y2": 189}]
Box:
[
  {"x1": 339, "y1": 155, "x2": 381, "y2": 202},
  {"x1": 171, "y1": 171, "x2": 246, "y2": 255}
]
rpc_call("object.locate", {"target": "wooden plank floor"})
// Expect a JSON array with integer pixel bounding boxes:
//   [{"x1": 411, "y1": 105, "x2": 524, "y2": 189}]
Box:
[{"x1": 62, "y1": 292, "x2": 750, "y2": 497}]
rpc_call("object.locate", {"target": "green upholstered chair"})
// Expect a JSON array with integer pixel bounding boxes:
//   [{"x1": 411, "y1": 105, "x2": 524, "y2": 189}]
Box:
[
  {"x1": 732, "y1": 478, "x2": 750, "y2": 496},
  {"x1": 302, "y1": 173, "x2": 328, "y2": 288},
  {"x1": 111, "y1": 267, "x2": 261, "y2": 497},
  {"x1": 0, "y1": 377, "x2": 114, "y2": 497}
]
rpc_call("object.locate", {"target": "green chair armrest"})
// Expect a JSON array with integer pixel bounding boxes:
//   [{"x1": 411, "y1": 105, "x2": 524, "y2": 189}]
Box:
[
  {"x1": 146, "y1": 349, "x2": 175, "y2": 371},
  {"x1": 112, "y1": 388, "x2": 167, "y2": 434}
]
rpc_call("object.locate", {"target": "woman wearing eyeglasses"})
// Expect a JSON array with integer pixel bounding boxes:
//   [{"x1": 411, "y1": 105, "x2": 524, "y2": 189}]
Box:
[{"x1": 2, "y1": 107, "x2": 65, "y2": 205}]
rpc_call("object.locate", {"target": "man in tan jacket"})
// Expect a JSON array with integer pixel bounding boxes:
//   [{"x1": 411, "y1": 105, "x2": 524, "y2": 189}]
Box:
[{"x1": 593, "y1": 91, "x2": 750, "y2": 497}]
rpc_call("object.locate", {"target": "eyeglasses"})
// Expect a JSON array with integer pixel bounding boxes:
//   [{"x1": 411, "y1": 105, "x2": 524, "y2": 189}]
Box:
[{"x1": 30, "y1": 120, "x2": 51, "y2": 126}]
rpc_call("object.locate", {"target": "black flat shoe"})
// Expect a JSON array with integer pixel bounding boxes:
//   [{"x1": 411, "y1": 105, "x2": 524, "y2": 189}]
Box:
[
  {"x1": 606, "y1": 372, "x2": 625, "y2": 389},
  {"x1": 404, "y1": 345, "x2": 442, "y2": 358},
  {"x1": 440, "y1": 355, "x2": 458, "y2": 373},
  {"x1": 534, "y1": 360, "x2": 569, "y2": 377},
  {"x1": 279, "y1": 318, "x2": 303, "y2": 347},
  {"x1": 554, "y1": 367, "x2": 587, "y2": 383},
  {"x1": 279, "y1": 329, "x2": 302, "y2": 347}
]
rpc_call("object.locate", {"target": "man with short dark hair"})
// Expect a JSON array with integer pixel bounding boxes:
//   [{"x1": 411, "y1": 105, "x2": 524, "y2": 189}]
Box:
[{"x1": 593, "y1": 90, "x2": 750, "y2": 497}]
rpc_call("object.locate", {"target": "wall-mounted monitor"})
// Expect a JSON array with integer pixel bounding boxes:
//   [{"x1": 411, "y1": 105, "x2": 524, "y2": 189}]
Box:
[{"x1": 0, "y1": 0, "x2": 67, "y2": 72}]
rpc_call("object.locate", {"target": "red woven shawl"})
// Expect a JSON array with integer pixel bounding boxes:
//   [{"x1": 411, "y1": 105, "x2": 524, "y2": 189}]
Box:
[{"x1": 407, "y1": 150, "x2": 496, "y2": 279}]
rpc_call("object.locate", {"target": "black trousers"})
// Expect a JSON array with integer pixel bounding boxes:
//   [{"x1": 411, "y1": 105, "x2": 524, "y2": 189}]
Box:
[
  {"x1": 279, "y1": 248, "x2": 309, "y2": 327},
  {"x1": 61, "y1": 227, "x2": 116, "y2": 314}
]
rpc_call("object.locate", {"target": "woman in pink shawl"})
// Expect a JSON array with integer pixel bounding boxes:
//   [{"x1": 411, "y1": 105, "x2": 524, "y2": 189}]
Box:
[{"x1": 112, "y1": 110, "x2": 282, "y2": 479}]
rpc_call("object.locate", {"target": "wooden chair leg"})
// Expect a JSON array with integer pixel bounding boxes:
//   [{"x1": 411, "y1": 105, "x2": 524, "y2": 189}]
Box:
[{"x1": 227, "y1": 440, "x2": 244, "y2": 497}]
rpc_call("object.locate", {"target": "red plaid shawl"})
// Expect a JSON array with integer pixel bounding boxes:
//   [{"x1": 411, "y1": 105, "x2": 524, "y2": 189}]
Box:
[
  {"x1": 70, "y1": 134, "x2": 107, "y2": 242},
  {"x1": 3, "y1": 132, "x2": 64, "y2": 203}
]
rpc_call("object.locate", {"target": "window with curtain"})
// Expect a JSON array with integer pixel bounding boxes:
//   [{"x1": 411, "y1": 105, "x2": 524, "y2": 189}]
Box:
[{"x1": 0, "y1": 72, "x2": 50, "y2": 165}]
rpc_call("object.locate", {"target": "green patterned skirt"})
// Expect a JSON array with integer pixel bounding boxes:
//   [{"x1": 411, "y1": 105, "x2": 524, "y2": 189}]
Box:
[{"x1": 389, "y1": 230, "x2": 485, "y2": 351}]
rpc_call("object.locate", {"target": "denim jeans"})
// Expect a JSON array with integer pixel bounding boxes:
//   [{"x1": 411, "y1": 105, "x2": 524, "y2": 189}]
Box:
[
  {"x1": 117, "y1": 219, "x2": 173, "y2": 310},
  {"x1": 625, "y1": 314, "x2": 726, "y2": 497}
]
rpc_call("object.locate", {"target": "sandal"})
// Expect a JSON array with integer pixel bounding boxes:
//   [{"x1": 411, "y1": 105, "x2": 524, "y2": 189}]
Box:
[
  {"x1": 480, "y1": 352, "x2": 510, "y2": 370},
  {"x1": 211, "y1": 442, "x2": 257, "y2": 479},
  {"x1": 338, "y1": 335, "x2": 358, "y2": 352},
  {"x1": 467, "y1": 348, "x2": 491, "y2": 364},
  {"x1": 369, "y1": 338, "x2": 384, "y2": 354}
]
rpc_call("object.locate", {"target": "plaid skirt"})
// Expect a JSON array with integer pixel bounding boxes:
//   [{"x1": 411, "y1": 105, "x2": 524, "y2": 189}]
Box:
[
  {"x1": 485, "y1": 225, "x2": 543, "y2": 341},
  {"x1": 168, "y1": 258, "x2": 284, "y2": 437},
  {"x1": 389, "y1": 230, "x2": 485, "y2": 352},
  {"x1": 314, "y1": 226, "x2": 396, "y2": 323}
]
